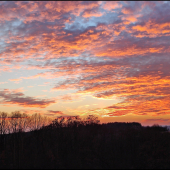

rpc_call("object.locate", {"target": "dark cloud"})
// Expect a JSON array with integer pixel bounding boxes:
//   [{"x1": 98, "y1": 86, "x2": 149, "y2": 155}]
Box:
[
  {"x1": 48, "y1": 110, "x2": 64, "y2": 115},
  {"x1": 144, "y1": 118, "x2": 170, "y2": 122},
  {"x1": 0, "y1": 89, "x2": 56, "y2": 108}
]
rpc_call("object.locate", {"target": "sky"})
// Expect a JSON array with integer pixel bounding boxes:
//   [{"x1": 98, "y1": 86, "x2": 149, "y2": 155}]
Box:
[{"x1": 0, "y1": 1, "x2": 170, "y2": 126}]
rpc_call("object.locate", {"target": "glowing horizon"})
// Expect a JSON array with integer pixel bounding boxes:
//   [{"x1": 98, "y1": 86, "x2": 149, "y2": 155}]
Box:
[{"x1": 0, "y1": 1, "x2": 170, "y2": 126}]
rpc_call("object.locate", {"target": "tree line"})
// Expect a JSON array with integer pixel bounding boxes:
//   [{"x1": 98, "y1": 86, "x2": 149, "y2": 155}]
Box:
[
  {"x1": 0, "y1": 113, "x2": 170, "y2": 169},
  {"x1": 0, "y1": 111, "x2": 52, "y2": 134}
]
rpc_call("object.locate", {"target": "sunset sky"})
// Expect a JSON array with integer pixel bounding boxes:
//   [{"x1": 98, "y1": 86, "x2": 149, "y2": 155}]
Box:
[{"x1": 0, "y1": 1, "x2": 170, "y2": 126}]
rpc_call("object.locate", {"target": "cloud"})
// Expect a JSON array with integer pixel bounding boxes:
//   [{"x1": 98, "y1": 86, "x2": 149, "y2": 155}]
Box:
[
  {"x1": 51, "y1": 55, "x2": 170, "y2": 116},
  {"x1": 9, "y1": 78, "x2": 22, "y2": 83},
  {"x1": 46, "y1": 110, "x2": 68, "y2": 117},
  {"x1": 1, "y1": 1, "x2": 170, "y2": 119},
  {"x1": 142, "y1": 118, "x2": 170, "y2": 126},
  {"x1": 0, "y1": 82, "x2": 8, "y2": 85},
  {"x1": 103, "y1": 1, "x2": 122, "y2": 11},
  {"x1": 1, "y1": 1, "x2": 169, "y2": 71},
  {"x1": 144, "y1": 118, "x2": 170, "y2": 122},
  {"x1": 81, "y1": 7, "x2": 103, "y2": 18},
  {"x1": 0, "y1": 89, "x2": 56, "y2": 108},
  {"x1": 48, "y1": 110, "x2": 64, "y2": 115},
  {"x1": 57, "y1": 94, "x2": 82, "y2": 103}
]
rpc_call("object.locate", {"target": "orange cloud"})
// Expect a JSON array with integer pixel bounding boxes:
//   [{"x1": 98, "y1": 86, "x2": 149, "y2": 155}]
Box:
[
  {"x1": 51, "y1": 56, "x2": 170, "y2": 117},
  {"x1": 9, "y1": 78, "x2": 22, "y2": 83},
  {"x1": 103, "y1": 1, "x2": 122, "y2": 11},
  {"x1": 0, "y1": 82, "x2": 8, "y2": 85},
  {"x1": 130, "y1": 19, "x2": 170, "y2": 38}
]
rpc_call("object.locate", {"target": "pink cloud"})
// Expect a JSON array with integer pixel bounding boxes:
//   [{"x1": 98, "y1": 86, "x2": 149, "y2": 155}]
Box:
[
  {"x1": 9, "y1": 78, "x2": 22, "y2": 83},
  {"x1": 103, "y1": 1, "x2": 122, "y2": 11},
  {"x1": 0, "y1": 82, "x2": 8, "y2": 85}
]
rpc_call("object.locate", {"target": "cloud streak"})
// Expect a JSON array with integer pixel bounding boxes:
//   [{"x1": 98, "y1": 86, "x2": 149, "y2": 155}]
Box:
[{"x1": 0, "y1": 89, "x2": 56, "y2": 108}]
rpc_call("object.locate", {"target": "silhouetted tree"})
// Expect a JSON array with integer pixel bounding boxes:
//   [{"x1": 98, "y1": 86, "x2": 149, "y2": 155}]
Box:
[
  {"x1": 0, "y1": 112, "x2": 7, "y2": 135},
  {"x1": 85, "y1": 115, "x2": 100, "y2": 125}
]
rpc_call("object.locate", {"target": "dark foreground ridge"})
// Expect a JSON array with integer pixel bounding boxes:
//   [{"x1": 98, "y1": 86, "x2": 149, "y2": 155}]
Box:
[{"x1": 0, "y1": 115, "x2": 170, "y2": 169}]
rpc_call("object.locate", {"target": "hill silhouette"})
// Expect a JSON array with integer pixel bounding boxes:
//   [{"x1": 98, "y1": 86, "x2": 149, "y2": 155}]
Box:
[{"x1": 0, "y1": 114, "x2": 170, "y2": 169}]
